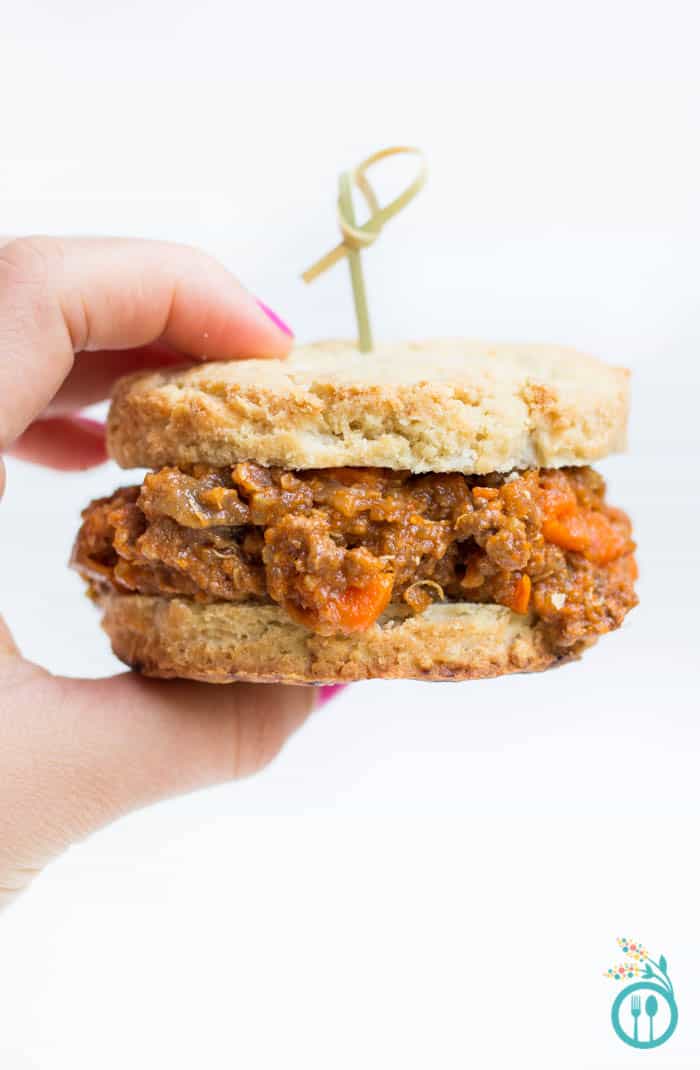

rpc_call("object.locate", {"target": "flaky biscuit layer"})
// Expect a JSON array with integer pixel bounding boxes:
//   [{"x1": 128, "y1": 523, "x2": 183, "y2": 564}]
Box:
[
  {"x1": 100, "y1": 595, "x2": 580, "y2": 684},
  {"x1": 108, "y1": 340, "x2": 629, "y2": 473}
]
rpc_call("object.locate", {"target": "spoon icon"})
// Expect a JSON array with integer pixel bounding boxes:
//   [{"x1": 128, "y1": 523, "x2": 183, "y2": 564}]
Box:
[{"x1": 645, "y1": 994, "x2": 659, "y2": 1043}]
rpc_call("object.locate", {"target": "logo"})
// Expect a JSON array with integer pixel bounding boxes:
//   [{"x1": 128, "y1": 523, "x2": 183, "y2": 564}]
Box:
[{"x1": 604, "y1": 937, "x2": 678, "y2": 1049}]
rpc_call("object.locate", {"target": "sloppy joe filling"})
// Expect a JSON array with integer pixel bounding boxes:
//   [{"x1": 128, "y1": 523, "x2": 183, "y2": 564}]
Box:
[{"x1": 73, "y1": 463, "x2": 637, "y2": 653}]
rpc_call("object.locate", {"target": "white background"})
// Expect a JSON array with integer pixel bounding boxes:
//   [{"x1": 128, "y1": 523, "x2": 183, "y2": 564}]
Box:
[{"x1": 1, "y1": 2, "x2": 700, "y2": 1066}]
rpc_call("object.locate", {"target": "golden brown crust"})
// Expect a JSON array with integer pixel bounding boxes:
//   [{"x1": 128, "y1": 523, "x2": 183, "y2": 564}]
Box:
[
  {"x1": 99, "y1": 594, "x2": 576, "y2": 684},
  {"x1": 107, "y1": 340, "x2": 630, "y2": 474}
]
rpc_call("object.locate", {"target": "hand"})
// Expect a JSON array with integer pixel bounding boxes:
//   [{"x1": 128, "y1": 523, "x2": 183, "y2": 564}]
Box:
[{"x1": 0, "y1": 237, "x2": 330, "y2": 908}]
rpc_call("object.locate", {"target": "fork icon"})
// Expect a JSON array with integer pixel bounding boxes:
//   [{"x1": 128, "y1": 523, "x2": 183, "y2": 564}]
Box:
[{"x1": 630, "y1": 995, "x2": 642, "y2": 1042}]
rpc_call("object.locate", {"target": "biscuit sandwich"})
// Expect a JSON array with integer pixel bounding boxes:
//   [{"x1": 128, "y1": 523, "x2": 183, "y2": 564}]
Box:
[{"x1": 72, "y1": 340, "x2": 637, "y2": 683}]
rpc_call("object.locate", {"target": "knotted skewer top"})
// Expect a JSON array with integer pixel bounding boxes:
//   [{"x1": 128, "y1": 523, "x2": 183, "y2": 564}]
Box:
[{"x1": 302, "y1": 146, "x2": 427, "y2": 352}]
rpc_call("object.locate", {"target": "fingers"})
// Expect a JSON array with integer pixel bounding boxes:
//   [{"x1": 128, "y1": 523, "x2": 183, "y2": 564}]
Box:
[
  {"x1": 0, "y1": 236, "x2": 293, "y2": 449},
  {"x1": 48, "y1": 343, "x2": 185, "y2": 414},
  {"x1": 9, "y1": 416, "x2": 107, "y2": 470},
  {"x1": 68, "y1": 674, "x2": 316, "y2": 808},
  {"x1": 0, "y1": 671, "x2": 315, "y2": 881},
  {"x1": 53, "y1": 238, "x2": 292, "y2": 357},
  {"x1": 9, "y1": 343, "x2": 191, "y2": 470}
]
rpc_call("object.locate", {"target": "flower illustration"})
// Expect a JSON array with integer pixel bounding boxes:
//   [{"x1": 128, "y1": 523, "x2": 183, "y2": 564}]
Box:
[
  {"x1": 604, "y1": 938, "x2": 673, "y2": 996},
  {"x1": 604, "y1": 962, "x2": 643, "y2": 980},
  {"x1": 617, "y1": 937, "x2": 649, "y2": 961}
]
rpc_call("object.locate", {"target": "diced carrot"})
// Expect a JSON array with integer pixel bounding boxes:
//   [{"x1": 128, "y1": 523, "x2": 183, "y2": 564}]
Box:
[
  {"x1": 472, "y1": 486, "x2": 499, "y2": 501},
  {"x1": 332, "y1": 573, "x2": 394, "y2": 632},
  {"x1": 539, "y1": 483, "x2": 577, "y2": 519},
  {"x1": 542, "y1": 515, "x2": 589, "y2": 553},
  {"x1": 543, "y1": 510, "x2": 630, "y2": 564},
  {"x1": 538, "y1": 475, "x2": 632, "y2": 565},
  {"x1": 583, "y1": 512, "x2": 631, "y2": 565},
  {"x1": 283, "y1": 574, "x2": 394, "y2": 634},
  {"x1": 510, "y1": 574, "x2": 532, "y2": 614}
]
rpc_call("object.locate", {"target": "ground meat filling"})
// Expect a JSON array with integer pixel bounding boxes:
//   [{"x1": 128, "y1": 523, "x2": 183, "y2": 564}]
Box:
[{"x1": 73, "y1": 464, "x2": 637, "y2": 653}]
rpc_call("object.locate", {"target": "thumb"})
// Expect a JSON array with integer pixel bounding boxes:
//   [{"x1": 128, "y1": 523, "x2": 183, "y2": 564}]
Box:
[{"x1": 0, "y1": 665, "x2": 318, "y2": 905}]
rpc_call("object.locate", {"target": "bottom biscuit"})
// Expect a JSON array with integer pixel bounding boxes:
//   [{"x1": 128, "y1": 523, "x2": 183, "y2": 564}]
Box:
[{"x1": 100, "y1": 595, "x2": 580, "y2": 684}]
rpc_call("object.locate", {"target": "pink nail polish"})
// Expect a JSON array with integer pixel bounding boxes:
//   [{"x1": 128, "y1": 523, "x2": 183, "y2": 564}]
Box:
[
  {"x1": 256, "y1": 299, "x2": 294, "y2": 338},
  {"x1": 316, "y1": 684, "x2": 347, "y2": 709}
]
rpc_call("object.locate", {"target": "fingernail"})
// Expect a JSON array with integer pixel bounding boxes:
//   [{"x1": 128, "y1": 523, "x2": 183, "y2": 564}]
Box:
[
  {"x1": 256, "y1": 299, "x2": 294, "y2": 338},
  {"x1": 316, "y1": 684, "x2": 347, "y2": 709}
]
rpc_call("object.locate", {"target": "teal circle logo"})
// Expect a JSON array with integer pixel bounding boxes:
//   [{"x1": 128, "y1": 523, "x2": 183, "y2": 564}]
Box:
[
  {"x1": 603, "y1": 938, "x2": 677, "y2": 1050},
  {"x1": 611, "y1": 982, "x2": 678, "y2": 1049}
]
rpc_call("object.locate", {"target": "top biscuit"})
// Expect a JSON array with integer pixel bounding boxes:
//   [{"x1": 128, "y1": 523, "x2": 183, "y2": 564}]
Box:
[{"x1": 107, "y1": 339, "x2": 630, "y2": 473}]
